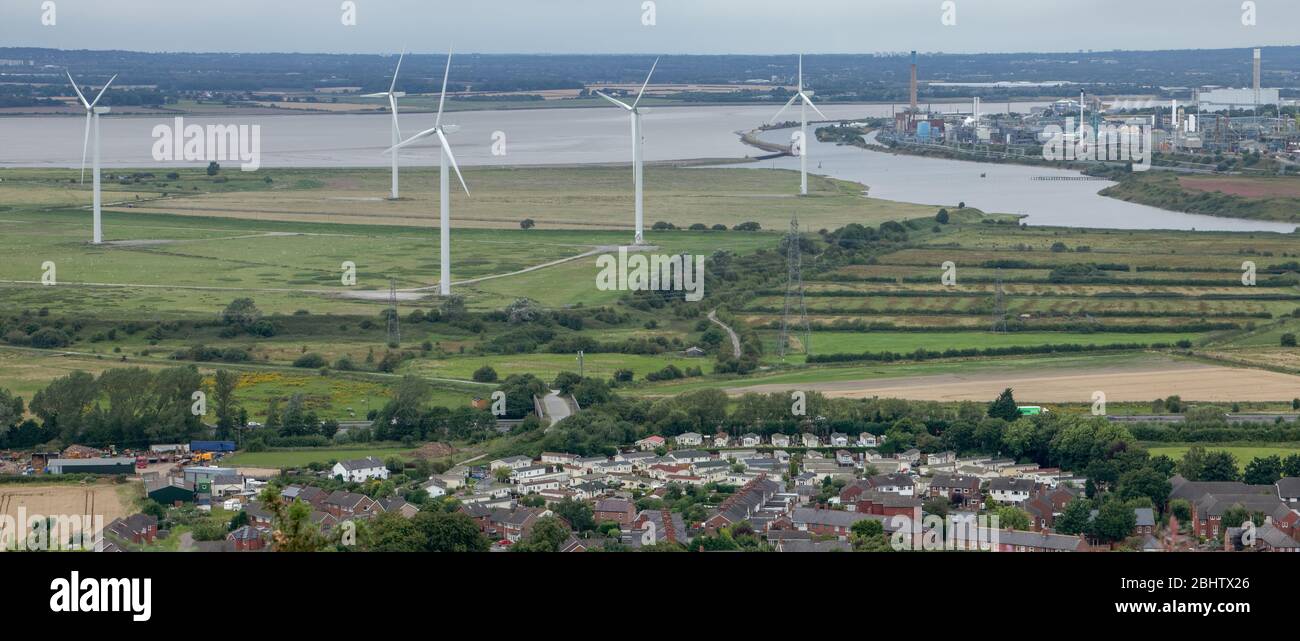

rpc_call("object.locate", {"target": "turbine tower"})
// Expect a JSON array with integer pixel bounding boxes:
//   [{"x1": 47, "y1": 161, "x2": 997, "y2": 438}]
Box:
[
  {"x1": 770, "y1": 55, "x2": 826, "y2": 196},
  {"x1": 386, "y1": 48, "x2": 469, "y2": 297},
  {"x1": 67, "y1": 71, "x2": 117, "y2": 245},
  {"x1": 363, "y1": 49, "x2": 407, "y2": 199},
  {"x1": 596, "y1": 58, "x2": 659, "y2": 245}
]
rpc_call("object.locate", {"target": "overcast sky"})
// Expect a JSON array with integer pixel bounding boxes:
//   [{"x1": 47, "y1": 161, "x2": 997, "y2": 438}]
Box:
[{"x1": 1, "y1": 0, "x2": 1296, "y2": 55}]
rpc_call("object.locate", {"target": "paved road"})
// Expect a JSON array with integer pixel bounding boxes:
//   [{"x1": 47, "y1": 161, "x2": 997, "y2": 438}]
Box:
[
  {"x1": 708, "y1": 309, "x2": 741, "y2": 358},
  {"x1": 541, "y1": 390, "x2": 573, "y2": 429}
]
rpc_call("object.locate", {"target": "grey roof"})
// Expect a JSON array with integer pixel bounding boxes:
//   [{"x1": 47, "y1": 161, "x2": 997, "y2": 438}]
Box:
[
  {"x1": 336, "y1": 456, "x2": 384, "y2": 471},
  {"x1": 791, "y1": 508, "x2": 896, "y2": 531},
  {"x1": 930, "y1": 473, "x2": 981, "y2": 490},
  {"x1": 778, "y1": 539, "x2": 852, "y2": 552},
  {"x1": 1275, "y1": 477, "x2": 1300, "y2": 498},
  {"x1": 987, "y1": 528, "x2": 1084, "y2": 551},
  {"x1": 989, "y1": 477, "x2": 1036, "y2": 493},
  {"x1": 1168, "y1": 475, "x2": 1273, "y2": 503}
]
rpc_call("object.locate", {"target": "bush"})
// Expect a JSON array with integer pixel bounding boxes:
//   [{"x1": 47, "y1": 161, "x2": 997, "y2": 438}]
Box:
[
  {"x1": 293, "y1": 353, "x2": 328, "y2": 369},
  {"x1": 1282, "y1": 333, "x2": 1297, "y2": 347},
  {"x1": 473, "y1": 365, "x2": 499, "y2": 383}
]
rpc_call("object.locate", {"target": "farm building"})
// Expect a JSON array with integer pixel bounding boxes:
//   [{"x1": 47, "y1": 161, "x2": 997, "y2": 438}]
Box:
[
  {"x1": 147, "y1": 477, "x2": 196, "y2": 505},
  {"x1": 46, "y1": 457, "x2": 135, "y2": 475}
]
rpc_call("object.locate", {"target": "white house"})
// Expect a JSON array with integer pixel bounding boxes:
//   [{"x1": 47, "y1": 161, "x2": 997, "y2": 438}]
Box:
[
  {"x1": 332, "y1": 457, "x2": 390, "y2": 483},
  {"x1": 511, "y1": 464, "x2": 550, "y2": 482},
  {"x1": 422, "y1": 478, "x2": 448, "y2": 498},
  {"x1": 857, "y1": 433, "x2": 880, "y2": 448},
  {"x1": 541, "y1": 452, "x2": 578, "y2": 466},
  {"x1": 711, "y1": 433, "x2": 730, "y2": 448},
  {"x1": 771, "y1": 434, "x2": 791, "y2": 448},
  {"x1": 830, "y1": 433, "x2": 850, "y2": 447},
  {"x1": 490, "y1": 455, "x2": 533, "y2": 471},
  {"x1": 802, "y1": 433, "x2": 822, "y2": 448},
  {"x1": 741, "y1": 433, "x2": 762, "y2": 447},
  {"x1": 989, "y1": 478, "x2": 1036, "y2": 504},
  {"x1": 675, "y1": 432, "x2": 703, "y2": 447},
  {"x1": 635, "y1": 436, "x2": 666, "y2": 451}
]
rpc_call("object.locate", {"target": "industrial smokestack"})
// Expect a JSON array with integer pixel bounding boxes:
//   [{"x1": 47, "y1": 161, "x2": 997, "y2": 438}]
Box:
[
  {"x1": 909, "y1": 50, "x2": 918, "y2": 123},
  {"x1": 1253, "y1": 48, "x2": 1262, "y2": 111}
]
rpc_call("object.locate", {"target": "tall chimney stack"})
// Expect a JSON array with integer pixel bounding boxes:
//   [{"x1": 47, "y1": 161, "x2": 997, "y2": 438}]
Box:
[
  {"x1": 909, "y1": 50, "x2": 918, "y2": 127},
  {"x1": 1253, "y1": 48, "x2": 1262, "y2": 112}
]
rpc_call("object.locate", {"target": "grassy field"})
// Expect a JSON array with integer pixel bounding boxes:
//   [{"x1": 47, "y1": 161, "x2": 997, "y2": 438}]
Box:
[
  {"x1": 779, "y1": 330, "x2": 1201, "y2": 358},
  {"x1": 221, "y1": 445, "x2": 417, "y2": 468},
  {"x1": 1145, "y1": 444, "x2": 1300, "y2": 470}
]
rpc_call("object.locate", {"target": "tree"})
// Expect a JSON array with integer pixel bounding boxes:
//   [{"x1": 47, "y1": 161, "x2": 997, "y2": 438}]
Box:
[
  {"x1": 935, "y1": 208, "x2": 950, "y2": 224},
  {"x1": 212, "y1": 370, "x2": 241, "y2": 440},
  {"x1": 1283, "y1": 453, "x2": 1300, "y2": 478},
  {"x1": 1199, "y1": 450, "x2": 1240, "y2": 482},
  {"x1": 493, "y1": 466, "x2": 513, "y2": 483},
  {"x1": 994, "y1": 506, "x2": 1031, "y2": 531},
  {"x1": 1243, "y1": 455, "x2": 1283, "y2": 485},
  {"x1": 1118, "y1": 467, "x2": 1172, "y2": 511},
  {"x1": 1054, "y1": 498, "x2": 1093, "y2": 535},
  {"x1": 921, "y1": 497, "x2": 950, "y2": 519},
  {"x1": 552, "y1": 498, "x2": 595, "y2": 532},
  {"x1": 987, "y1": 388, "x2": 1019, "y2": 421},
  {"x1": 513, "y1": 516, "x2": 571, "y2": 552},
  {"x1": 206, "y1": 161, "x2": 220, "y2": 176},
  {"x1": 1088, "y1": 499, "x2": 1137, "y2": 544},
  {"x1": 1283, "y1": 333, "x2": 1297, "y2": 347},
  {"x1": 259, "y1": 486, "x2": 328, "y2": 552},
  {"x1": 519, "y1": 218, "x2": 536, "y2": 230},
  {"x1": 1220, "y1": 504, "x2": 1252, "y2": 529},
  {"x1": 414, "y1": 509, "x2": 489, "y2": 552},
  {"x1": 221, "y1": 298, "x2": 262, "y2": 327},
  {"x1": 850, "y1": 518, "x2": 892, "y2": 552},
  {"x1": 732, "y1": 221, "x2": 761, "y2": 232},
  {"x1": 472, "y1": 365, "x2": 499, "y2": 383}
]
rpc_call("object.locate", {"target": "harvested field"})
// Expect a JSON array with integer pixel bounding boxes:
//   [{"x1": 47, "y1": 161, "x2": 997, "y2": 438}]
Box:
[
  {"x1": 0, "y1": 482, "x2": 135, "y2": 533},
  {"x1": 1180, "y1": 176, "x2": 1300, "y2": 200}
]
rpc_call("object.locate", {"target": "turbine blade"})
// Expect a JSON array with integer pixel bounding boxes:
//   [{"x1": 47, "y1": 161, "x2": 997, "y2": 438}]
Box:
[
  {"x1": 389, "y1": 94, "x2": 401, "y2": 139},
  {"x1": 66, "y1": 71, "x2": 90, "y2": 108},
  {"x1": 803, "y1": 93, "x2": 828, "y2": 120},
  {"x1": 632, "y1": 57, "x2": 659, "y2": 110},
  {"x1": 437, "y1": 129, "x2": 470, "y2": 196},
  {"x1": 89, "y1": 74, "x2": 117, "y2": 108},
  {"x1": 595, "y1": 91, "x2": 633, "y2": 111},
  {"x1": 360, "y1": 92, "x2": 390, "y2": 98},
  {"x1": 798, "y1": 54, "x2": 803, "y2": 92},
  {"x1": 771, "y1": 93, "x2": 799, "y2": 123},
  {"x1": 384, "y1": 126, "x2": 438, "y2": 154},
  {"x1": 80, "y1": 113, "x2": 90, "y2": 183},
  {"x1": 389, "y1": 48, "x2": 405, "y2": 94},
  {"x1": 435, "y1": 47, "x2": 452, "y2": 128}
]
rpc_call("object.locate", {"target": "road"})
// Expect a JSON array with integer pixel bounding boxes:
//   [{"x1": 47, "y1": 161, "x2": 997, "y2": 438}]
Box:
[
  {"x1": 708, "y1": 309, "x2": 741, "y2": 358},
  {"x1": 541, "y1": 390, "x2": 573, "y2": 430}
]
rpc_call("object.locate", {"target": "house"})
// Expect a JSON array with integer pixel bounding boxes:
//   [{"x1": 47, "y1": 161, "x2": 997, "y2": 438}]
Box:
[
  {"x1": 928, "y1": 473, "x2": 982, "y2": 508},
  {"x1": 635, "y1": 436, "x2": 666, "y2": 451},
  {"x1": 244, "y1": 502, "x2": 275, "y2": 529},
  {"x1": 739, "y1": 433, "x2": 761, "y2": 448},
  {"x1": 488, "y1": 507, "x2": 549, "y2": 542},
  {"x1": 490, "y1": 455, "x2": 533, "y2": 471},
  {"x1": 379, "y1": 497, "x2": 420, "y2": 518},
  {"x1": 675, "y1": 432, "x2": 703, "y2": 447},
  {"x1": 422, "y1": 477, "x2": 448, "y2": 498},
  {"x1": 664, "y1": 450, "x2": 712, "y2": 465},
  {"x1": 712, "y1": 434, "x2": 730, "y2": 448},
  {"x1": 1023, "y1": 485, "x2": 1078, "y2": 531},
  {"x1": 897, "y1": 449, "x2": 922, "y2": 464},
  {"x1": 212, "y1": 474, "x2": 246, "y2": 497},
  {"x1": 1277, "y1": 478, "x2": 1300, "y2": 505},
  {"x1": 771, "y1": 434, "x2": 792, "y2": 448},
  {"x1": 985, "y1": 528, "x2": 1088, "y2": 552},
  {"x1": 857, "y1": 433, "x2": 879, "y2": 448},
  {"x1": 322, "y1": 491, "x2": 381, "y2": 520},
  {"x1": 594, "y1": 498, "x2": 636, "y2": 526},
  {"x1": 510, "y1": 464, "x2": 550, "y2": 482},
  {"x1": 866, "y1": 473, "x2": 915, "y2": 496},
  {"x1": 1226, "y1": 523, "x2": 1300, "y2": 551},
  {"x1": 829, "y1": 433, "x2": 850, "y2": 447},
  {"x1": 624, "y1": 509, "x2": 690, "y2": 548},
  {"x1": 1168, "y1": 475, "x2": 1295, "y2": 539},
  {"x1": 853, "y1": 490, "x2": 923, "y2": 517},
  {"x1": 227, "y1": 525, "x2": 266, "y2": 551},
  {"x1": 281, "y1": 485, "x2": 329, "y2": 508},
  {"x1": 541, "y1": 452, "x2": 578, "y2": 466},
  {"x1": 331, "y1": 457, "x2": 389, "y2": 483},
  {"x1": 801, "y1": 433, "x2": 821, "y2": 448},
  {"x1": 616, "y1": 451, "x2": 659, "y2": 468},
  {"x1": 104, "y1": 514, "x2": 159, "y2": 545},
  {"x1": 988, "y1": 478, "x2": 1036, "y2": 504},
  {"x1": 775, "y1": 538, "x2": 853, "y2": 552},
  {"x1": 704, "y1": 477, "x2": 783, "y2": 529},
  {"x1": 790, "y1": 508, "x2": 892, "y2": 539},
  {"x1": 835, "y1": 450, "x2": 855, "y2": 467},
  {"x1": 926, "y1": 451, "x2": 958, "y2": 466},
  {"x1": 518, "y1": 478, "x2": 563, "y2": 495}
]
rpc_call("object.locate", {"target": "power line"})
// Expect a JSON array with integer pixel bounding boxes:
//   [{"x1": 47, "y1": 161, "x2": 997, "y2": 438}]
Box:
[{"x1": 779, "y1": 213, "x2": 811, "y2": 359}]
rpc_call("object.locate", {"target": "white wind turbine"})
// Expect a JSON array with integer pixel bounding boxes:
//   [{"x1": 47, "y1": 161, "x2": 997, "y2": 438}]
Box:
[
  {"x1": 362, "y1": 49, "x2": 407, "y2": 199},
  {"x1": 67, "y1": 70, "x2": 117, "y2": 244},
  {"x1": 595, "y1": 58, "x2": 659, "y2": 246},
  {"x1": 769, "y1": 55, "x2": 826, "y2": 196},
  {"x1": 385, "y1": 49, "x2": 468, "y2": 297}
]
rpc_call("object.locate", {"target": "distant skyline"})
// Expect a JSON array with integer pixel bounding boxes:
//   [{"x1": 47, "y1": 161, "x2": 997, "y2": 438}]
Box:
[{"x1": 1, "y1": 0, "x2": 1297, "y2": 55}]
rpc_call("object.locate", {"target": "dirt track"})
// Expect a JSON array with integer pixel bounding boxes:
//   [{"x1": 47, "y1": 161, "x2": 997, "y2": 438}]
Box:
[{"x1": 729, "y1": 361, "x2": 1300, "y2": 403}]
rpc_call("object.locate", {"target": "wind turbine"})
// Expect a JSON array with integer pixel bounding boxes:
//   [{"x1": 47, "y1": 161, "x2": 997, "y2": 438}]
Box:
[
  {"x1": 385, "y1": 48, "x2": 468, "y2": 297},
  {"x1": 595, "y1": 58, "x2": 658, "y2": 246},
  {"x1": 363, "y1": 49, "x2": 406, "y2": 199},
  {"x1": 769, "y1": 55, "x2": 826, "y2": 196},
  {"x1": 67, "y1": 71, "x2": 117, "y2": 244}
]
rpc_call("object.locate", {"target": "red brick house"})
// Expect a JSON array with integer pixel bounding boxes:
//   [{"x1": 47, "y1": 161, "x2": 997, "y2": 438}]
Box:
[{"x1": 104, "y1": 513, "x2": 159, "y2": 545}]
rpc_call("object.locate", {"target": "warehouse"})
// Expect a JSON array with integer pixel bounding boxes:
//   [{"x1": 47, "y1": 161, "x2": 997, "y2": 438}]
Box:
[{"x1": 46, "y1": 457, "x2": 136, "y2": 475}]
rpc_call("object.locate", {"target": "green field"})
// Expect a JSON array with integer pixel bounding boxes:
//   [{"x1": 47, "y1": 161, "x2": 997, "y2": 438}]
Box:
[
  {"x1": 1145, "y1": 444, "x2": 1300, "y2": 470},
  {"x1": 221, "y1": 445, "x2": 418, "y2": 468},
  {"x1": 783, "y1": 330, "x2": 1201, "y2": 357}
]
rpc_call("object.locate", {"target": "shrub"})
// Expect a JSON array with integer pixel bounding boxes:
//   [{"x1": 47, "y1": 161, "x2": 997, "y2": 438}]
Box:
[{"x1": 473, "y1": 365, "x2": 499, "y2": 383}]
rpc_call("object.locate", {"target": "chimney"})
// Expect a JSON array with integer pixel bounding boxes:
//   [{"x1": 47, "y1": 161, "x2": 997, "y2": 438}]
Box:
[
  {"x1": 1253, "y1": 48, "x2": 1262, "y2": 110},
  {"x1": 909, "y1": 50, "x2": 918, "y2": 126}
]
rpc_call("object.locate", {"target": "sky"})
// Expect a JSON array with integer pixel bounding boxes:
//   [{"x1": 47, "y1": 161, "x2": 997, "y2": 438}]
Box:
[{"x1": 1, "y1": 0, "x2": 1297, "y2": 55}]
